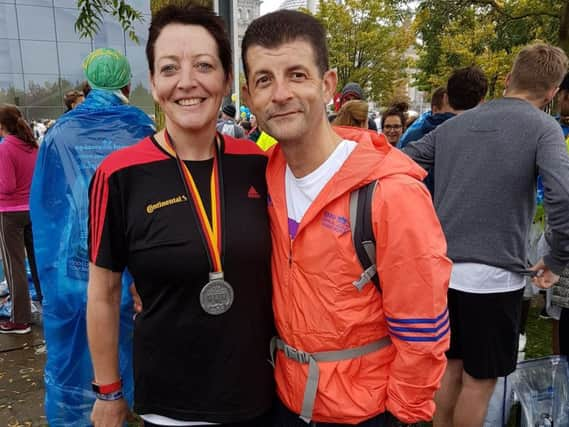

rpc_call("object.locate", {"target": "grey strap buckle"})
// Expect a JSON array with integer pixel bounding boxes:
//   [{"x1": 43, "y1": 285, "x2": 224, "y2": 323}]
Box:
[
  {"x1": 271, "y1": 336, "x2": 392, "y2": 424},
  {"x1": 284, "y1": 344, "x2": 311, "y2": 364},
  {"x1": 353, "y1": 264, "x2": 377, "y2": 291}
]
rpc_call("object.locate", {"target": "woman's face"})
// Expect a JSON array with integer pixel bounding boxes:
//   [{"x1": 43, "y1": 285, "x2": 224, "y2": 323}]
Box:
[
  {"x1": 150, "y1": 23, "x2": 230, "y2": 136},
  {"x1": 382, "y1": 115, "x2": 403, "y2": 146}
]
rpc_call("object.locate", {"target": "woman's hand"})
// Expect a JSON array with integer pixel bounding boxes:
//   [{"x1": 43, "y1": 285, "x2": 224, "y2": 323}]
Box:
[
  {"x1": 91, "y1": 398, "x2": 130, "y2": 427},
  {"x1": 130, "y1": 283, "x2": 143, "y2": 314}
]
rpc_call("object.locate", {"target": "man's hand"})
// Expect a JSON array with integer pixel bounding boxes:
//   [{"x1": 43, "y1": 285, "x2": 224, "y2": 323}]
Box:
[
  {"x1": 129, "y1": 283, "x2": 142, "y2": 314},
  {"x1": 91, "y1": 398, "x2": 130, "y2": 427},
  {"x1": 529, "y1": 258, "x2": 560, "y2": 289}
]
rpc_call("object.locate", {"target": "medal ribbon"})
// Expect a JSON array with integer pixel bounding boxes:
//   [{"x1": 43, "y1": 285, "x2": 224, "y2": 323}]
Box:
[{"x1": 163, "y1": 131, "x2": 223, "y2": 272}]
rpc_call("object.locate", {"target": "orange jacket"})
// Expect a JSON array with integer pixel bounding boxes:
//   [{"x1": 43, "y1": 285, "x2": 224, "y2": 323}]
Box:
[{"x1": 266, "y1": 127, "x2": 452, "y2": 424}]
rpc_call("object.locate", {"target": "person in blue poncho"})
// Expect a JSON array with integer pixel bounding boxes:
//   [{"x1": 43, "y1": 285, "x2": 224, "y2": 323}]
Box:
[{"x1": 29, "y1": 48, "x2": 155, "y2": 426}]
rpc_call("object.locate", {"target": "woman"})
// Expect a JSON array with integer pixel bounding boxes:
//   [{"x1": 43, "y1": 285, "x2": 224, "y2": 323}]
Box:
[
  {"x1": 87, "y1": 5, "x2": 274, "y2": 426},
  {"x1": 332, "y1": 100, "x2": 368, "y2": 128},
  {"x1": 381, "y1": 102, "x2": 408, "y2": 146},
  {"x1": 0, "y1": 104, "x2": 39, "y2": 334}
]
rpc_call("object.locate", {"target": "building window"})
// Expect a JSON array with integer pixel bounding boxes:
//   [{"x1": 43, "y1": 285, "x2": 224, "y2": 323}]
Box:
[
  {"x1": 0, "y1": 4, "x2": 18, "y2": 38},
  {"x1": 21, "y1": 40, "x2": 59, "y2": 74}
]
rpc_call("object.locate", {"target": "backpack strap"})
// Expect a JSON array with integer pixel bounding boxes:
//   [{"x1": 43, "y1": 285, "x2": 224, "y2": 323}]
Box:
[{"x1": 349, "y1": 181, "x2": 380, "y2": 292}]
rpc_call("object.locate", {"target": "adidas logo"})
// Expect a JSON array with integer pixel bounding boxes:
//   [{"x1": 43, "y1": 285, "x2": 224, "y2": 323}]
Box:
[{"x1": 248, "y1": 185, "x2": 261, "y2": 199}]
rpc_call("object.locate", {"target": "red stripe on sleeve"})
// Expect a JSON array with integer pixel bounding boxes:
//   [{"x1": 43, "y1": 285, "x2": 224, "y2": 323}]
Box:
[{"x1": 91, "y1": 170, "x2": 110, "y2": 264}]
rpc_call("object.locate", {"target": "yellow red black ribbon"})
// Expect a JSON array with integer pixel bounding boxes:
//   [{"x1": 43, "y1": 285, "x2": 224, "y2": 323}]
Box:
[{"x1": 163, "y1": 131, "x2": 223, "y2": 272}]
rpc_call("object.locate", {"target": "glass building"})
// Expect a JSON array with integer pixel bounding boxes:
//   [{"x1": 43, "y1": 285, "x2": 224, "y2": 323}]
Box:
[{"x1": 0, "y1": 0, "x2": 154, "y2": 119}]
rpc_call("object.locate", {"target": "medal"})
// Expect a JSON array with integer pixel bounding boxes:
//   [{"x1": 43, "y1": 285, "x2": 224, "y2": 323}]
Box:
[
  {"x1": 163, "y1": 131, "x2": 233, "y2": 315},
  {"x1": 200, "y1": 272, "x2": 234, "y2": 315}
]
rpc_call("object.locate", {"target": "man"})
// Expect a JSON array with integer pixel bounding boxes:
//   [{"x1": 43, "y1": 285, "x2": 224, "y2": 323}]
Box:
[
  {"x1": 400, "y1": 67, "x2": 488, "y2": 150},
  {"x1": 404, "y1": 43, "x2": 569, "y2": 427},
  {"x1": 330, "y1": 82, "x2": 378, "y2": 131},
  {"x1": 29, "y1": 48, "x2": 155, "y2": 426},
  {"x1": 401, "y1": 67, "x2": 488, "y2": 195},
  {"x1": 242, "y1": 10, "x2": 451, "y2": 426},
  {"x1": 398, "y1": 87, "x2": 450, "y2": 149},
  {"x1": 216, "y1": 103, "x2": 245, "y2": 138}
]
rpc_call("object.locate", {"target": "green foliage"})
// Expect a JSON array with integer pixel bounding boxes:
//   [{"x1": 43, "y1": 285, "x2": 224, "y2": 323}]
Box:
[
  {"x1": 75, "y1": 0, "x2": 145, "y2": 42},
  {"x1": 414, "y1": 0, "x2": 565, "y2": 96},
  {"x1": 315, "y1": 0, "x2": 413, "y2": 103}
]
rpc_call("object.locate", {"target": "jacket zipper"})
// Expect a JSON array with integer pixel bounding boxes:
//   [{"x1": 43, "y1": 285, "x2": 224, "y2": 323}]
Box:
[{"x1": 289, "y1": 238, "x2": 293, "y2": 267}]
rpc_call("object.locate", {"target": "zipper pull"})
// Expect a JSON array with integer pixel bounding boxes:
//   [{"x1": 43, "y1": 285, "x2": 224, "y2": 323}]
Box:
[{"x1": 289, "y1": 238, "x2": 293, "y2": 266}]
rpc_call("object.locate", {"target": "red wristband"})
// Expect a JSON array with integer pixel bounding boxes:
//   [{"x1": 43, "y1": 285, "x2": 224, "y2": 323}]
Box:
[{"x1": 92, "y1": 379, "x2": 122, "y2": 394}]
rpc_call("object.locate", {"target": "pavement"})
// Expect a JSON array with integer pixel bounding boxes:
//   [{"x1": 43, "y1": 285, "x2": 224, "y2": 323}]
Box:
[{"x1": 0, "y1": 307, "x2": 47, "y2": 426}]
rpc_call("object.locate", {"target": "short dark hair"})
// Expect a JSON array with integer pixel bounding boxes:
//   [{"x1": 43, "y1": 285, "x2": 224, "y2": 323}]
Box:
[
  {"x1": 446, "y1": 66, "x2": 488, "y2": 111},
  {"x1": 430, "y1": 87, "x2": 446, "y2": 111},
  {"x1": 241, "y1": 10, "x2": 329, "y2": 82},
  {"x1": 146, "y1": 5, "x2": 231, "y2": 79},
  {"x1": 381, "y1": 101, "x2": 408, "y2": 130}
]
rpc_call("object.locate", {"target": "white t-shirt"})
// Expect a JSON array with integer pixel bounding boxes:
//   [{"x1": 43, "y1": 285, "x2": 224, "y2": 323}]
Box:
[
  {"x1": 450, "y1": 262, "x2": 526, "y2": 294},
  {"x1": 286, "y1": 140, "x2": 357, "y2": 238}
]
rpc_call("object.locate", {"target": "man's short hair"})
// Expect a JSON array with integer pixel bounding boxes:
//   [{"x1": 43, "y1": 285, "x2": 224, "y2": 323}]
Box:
[
  {"x1": 508, "y1": 43, "x2": 568, "y2": 99},
  {"x1": 241, "y1": 10, "x2": 329, "y2": 82},
  {"x1": 446, "y1": 66, "x2": 488, "y2": 111},
  {"x1": 430, "y1": 87, "x2": 447, "y2": 111}
]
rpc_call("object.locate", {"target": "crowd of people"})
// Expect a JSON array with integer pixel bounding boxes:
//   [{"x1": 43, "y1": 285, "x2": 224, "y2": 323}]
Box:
[{"x1": 0, "y1": 4, "x2": 568, "y2": 427}]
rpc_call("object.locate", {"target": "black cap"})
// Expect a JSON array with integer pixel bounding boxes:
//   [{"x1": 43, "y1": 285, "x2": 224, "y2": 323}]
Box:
[
  {"x1": 222, "y1": 104, "x2": 236, "y2": 118},
  {"x1": 341, "y1": 82, "x2": 363, "y2": 101}
]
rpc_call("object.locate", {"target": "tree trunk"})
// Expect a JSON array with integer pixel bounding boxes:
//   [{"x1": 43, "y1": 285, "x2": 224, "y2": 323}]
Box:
[
  {"x1": 559, "y1": 0, "x2": 569, "y2": 55},
  {"x1": 150, "y1": 0, "x2": 214, "y2": 129}
]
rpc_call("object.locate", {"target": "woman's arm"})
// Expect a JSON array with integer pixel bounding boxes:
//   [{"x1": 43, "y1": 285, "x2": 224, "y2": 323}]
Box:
[{"x1": 87, "y1": 263, "x2": 130, "y2": 426}]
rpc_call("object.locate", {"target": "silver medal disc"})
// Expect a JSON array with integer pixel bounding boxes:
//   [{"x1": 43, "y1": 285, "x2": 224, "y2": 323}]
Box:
[{"x1": 200, "y1": 279, "x2": 234, "y2": 315}]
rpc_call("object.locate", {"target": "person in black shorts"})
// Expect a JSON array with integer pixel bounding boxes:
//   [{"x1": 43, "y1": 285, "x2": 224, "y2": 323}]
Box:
[{"x1": 86, "y1": 5, "x2": 274, "y2": 426}]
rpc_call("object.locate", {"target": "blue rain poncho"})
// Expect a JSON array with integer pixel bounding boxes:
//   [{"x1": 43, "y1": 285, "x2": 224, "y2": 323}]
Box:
[{"x1": 30, "y1": 89, "x2": 155, "y2": 426}]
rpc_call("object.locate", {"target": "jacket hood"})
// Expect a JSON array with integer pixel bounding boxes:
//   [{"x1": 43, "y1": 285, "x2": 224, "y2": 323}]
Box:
[
  {"x1": 331, "y1": 126, "x2": 426, "y2": 184},
  {"x1": 422, "y1": 112, "x2": 455, "y2": 133},
  {"x1": 267, "y1": 126, "x2": 426, "y2": 206},
  {"x1": 2, "y1": 134, "x2": 36, "y2": 153}
]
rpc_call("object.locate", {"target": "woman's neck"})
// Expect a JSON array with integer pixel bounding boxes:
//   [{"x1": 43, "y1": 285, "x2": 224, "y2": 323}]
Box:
[{"x1": 161, "y1": 124, "x2": 217, "y2": 161}]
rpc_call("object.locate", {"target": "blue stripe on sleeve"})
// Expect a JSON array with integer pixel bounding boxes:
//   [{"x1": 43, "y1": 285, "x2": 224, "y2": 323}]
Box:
[
  {"x1": 388, "y1": 316, "x2": 449, "y2": 334},
  {"x1": 388, "y1": 325, "x2": 450, "y2": 342},
  {"x1": 385, "y1": 308, "x2": 448, "y2": 325}
]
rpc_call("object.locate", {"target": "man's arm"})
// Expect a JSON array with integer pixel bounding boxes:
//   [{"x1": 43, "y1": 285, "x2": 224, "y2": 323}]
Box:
[
  {"x1": 401, "y1": 130, "x2": 436, "y2": 171},
  {"x1": 374, "y1": 176, "x2": 452, "y2": 423},
  {"x1": 537, "y1": 124, "x2": 569, "y2": 275}
]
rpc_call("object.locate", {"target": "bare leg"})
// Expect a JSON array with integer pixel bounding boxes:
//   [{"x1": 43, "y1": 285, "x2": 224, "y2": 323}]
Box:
[
  {"x1": 433, "y1": 359, "x2": 463, "y2": 427},
  {"x1": 453, "y1": 370, "x2": 497, "y2": 427}
]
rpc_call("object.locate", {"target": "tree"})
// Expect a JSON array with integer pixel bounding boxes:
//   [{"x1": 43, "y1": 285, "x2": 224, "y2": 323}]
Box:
[
  {"x1": 315, "y1": 0, "x2": 413, "y2": 104},
  {"x1": 414, "y1": 0, "x2": 567, "y2": 96}
]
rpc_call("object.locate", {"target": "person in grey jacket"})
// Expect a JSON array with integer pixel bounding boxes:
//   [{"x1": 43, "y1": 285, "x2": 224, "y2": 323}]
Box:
[{"x1": 403, "y1": 43, "x2": 569, "y2": 427}]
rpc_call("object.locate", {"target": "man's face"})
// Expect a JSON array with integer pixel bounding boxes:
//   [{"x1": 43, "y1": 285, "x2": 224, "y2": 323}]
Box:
[{"x1": 243, "y1": 39, "x2": 336, "y2": 144}]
